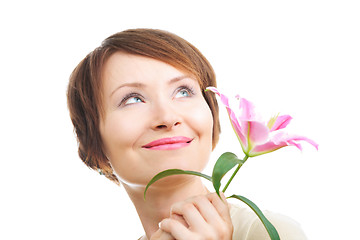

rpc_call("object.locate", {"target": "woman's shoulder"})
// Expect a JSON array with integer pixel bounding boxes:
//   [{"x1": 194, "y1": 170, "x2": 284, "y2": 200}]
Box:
[{"x1": 229, "y1": 204, "x2": 307, "y2": 240}]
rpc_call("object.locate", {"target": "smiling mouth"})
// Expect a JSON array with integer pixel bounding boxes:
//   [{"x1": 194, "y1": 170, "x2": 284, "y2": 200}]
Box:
[{"x1": 142, "y1": 136, "x2": 193, "y2": 150}]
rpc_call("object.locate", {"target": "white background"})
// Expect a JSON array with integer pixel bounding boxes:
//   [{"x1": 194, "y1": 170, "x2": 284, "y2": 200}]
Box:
[{"x1": 1, "y1": 0, "x2": 359, "y2": 239}]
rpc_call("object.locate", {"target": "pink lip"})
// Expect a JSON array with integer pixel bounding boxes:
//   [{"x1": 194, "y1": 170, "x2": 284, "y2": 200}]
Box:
[{"x1": 142, "y1": 136, "x2": 193, "y2": 150}]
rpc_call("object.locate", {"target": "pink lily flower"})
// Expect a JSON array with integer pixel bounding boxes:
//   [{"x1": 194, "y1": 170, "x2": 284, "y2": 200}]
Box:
[{"x1": 206, "y1": 87, "x2": 318, "y2": 157}]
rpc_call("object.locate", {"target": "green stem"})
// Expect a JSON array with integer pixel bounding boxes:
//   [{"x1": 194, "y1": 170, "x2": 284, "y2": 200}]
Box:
[{"x1": 222, "y1": 155, "x2": 249, "y2": 193}]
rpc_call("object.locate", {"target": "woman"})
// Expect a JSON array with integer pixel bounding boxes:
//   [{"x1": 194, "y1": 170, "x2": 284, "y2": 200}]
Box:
[{"x1": 67, "y1": 28, "x2": 307, "y2": 239}]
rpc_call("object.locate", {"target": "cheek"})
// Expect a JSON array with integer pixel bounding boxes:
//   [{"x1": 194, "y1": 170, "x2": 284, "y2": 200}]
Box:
[
  {"x1": 190, "y1": 101, "x2": 214, "y2": 139},
  {"x1": 100, "y1": 113, "x2": 141, "y2": 159},
  {"x1": 100, "y1": 113, "x2": 147, "y2": 183},
  {"x1": 191, "y1": 102, "x2": 214, "y2": 172},
  {"x1": 185, "y1": 100, "x2": 214, "y2": 166}
]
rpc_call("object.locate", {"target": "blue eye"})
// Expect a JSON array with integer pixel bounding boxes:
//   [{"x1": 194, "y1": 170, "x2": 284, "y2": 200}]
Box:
[
  {"x1": 125, "y1": 96, "x2": 143, "y2": 105},
  {"x1": 176, "y1": 89, "x2": 190, "y2": 98},
  {"x1": 175, "y1": 86, "x2": 195, "y2": 98},
  {"x1": 120, "y1": 93, "x2": 144, "y2": 106}
]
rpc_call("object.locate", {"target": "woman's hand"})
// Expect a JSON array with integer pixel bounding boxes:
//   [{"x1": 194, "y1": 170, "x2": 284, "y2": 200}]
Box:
[
  {"x1": 158, "y1": 192, "x2": 233, "y2": 240},
  {"x1": 150, "y1": 229, "x2": 175, "y2": 240}
]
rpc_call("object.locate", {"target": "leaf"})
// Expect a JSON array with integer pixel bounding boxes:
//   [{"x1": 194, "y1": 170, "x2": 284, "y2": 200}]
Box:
[
  {"x1": 212, "y1": 152, "x2": 243, "y2": 197},
  {"x1": 144, "y1": 169, "x2": 212, "y2": 200},
  {"x1": 229, "y1": 194, "x2": 280, "y2": 240}
]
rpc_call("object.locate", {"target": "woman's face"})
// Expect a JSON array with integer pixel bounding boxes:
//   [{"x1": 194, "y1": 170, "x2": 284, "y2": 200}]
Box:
[{"x1": 100, "y1": 52, "x2": 213, "y2": 186}]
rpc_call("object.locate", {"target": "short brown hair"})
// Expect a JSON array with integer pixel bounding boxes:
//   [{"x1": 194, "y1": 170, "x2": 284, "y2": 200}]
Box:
[{"x1": 67, "y1": 29, "x2": 220, "y2": 184}]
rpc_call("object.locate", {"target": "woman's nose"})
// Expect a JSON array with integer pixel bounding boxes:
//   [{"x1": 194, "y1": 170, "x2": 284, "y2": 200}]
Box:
[
  {"x1": 151, "y1": 101, "x2": 181, "y2": 131},
  {"x1": 155, "y1": 121, "x2": 180, "y2": 130}
]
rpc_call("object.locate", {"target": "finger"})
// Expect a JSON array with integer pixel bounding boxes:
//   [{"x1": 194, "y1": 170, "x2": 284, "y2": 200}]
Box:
[
  {"x1": 170, "y1": 213, "x2": 188, "y2": 228},
  {"x1": 189, "y1": 194, "x2": 226, "y2": 226},
  {"x1": 160, "y1": 218, "x2": 193, "y2": 240},
  {"x1": 185, "y1": 193, "x2": 233, "y2": 238},
  {"x1": 151, "y1": 228, "x2": 175, "y2": 240},
  {"x1": 207, "y1": 192, "x2": 232, "y2": 224},
  {"x1": 170, "y1": 200, "x2": 206, "y2": 230}
]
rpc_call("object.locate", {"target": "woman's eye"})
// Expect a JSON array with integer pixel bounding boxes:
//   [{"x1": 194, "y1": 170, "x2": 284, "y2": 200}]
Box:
[
  {"x1": 119, "y1": 93, "x2": 144, "y2": 107},
  {"x1": 175, "y1": 87, "x2": 194, "y2": 98},
  {"x1": 125, "y1": 96, "x2": 143, "y2": 105}
]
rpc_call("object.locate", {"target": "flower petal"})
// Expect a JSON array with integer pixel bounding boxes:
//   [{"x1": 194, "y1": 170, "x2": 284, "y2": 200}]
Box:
[
  {"x1": 269, "y1": 115, "x2": 292, "y2": 132},
  {"x1": 280, "y1": 134, "x2": 319, "y2": 150},
  {"x1": 239, "y1": 97, "x2": 257, "y2": 121},
  {"x1": 206, "y1": 87, "x2": 230, "y2": 108},
  {"x1": 249, "y1": 141, "x2": 288, "y2": 157},
  {"x1": 246, "y1": 121, "x2": 269, "y2": 146},
  {"x1": 206, "y1": 87, "x2": 247, "y2": 149},
  {"x1": 249, "y1": 132, "x2": 318, "y2": 156}
]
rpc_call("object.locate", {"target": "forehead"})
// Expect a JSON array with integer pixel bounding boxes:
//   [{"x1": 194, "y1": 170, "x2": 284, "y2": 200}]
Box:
[{"x1": 101, "y1": 52, "x2": 202, "y2": 89}]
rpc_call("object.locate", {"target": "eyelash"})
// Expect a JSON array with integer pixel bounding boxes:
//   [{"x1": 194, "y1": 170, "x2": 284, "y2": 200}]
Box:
[
  {"x1": 119, "y1": 92, "x2": 144, "y2": 107},
  {"x1": 118, "y1": 85, "x2": 196, "y2": 107},
  {"x1": 175, "y1": 85, "x2": 196, "y2": 98}
]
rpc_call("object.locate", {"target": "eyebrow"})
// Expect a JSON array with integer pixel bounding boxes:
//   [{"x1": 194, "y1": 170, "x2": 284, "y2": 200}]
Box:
[
  {"x1": 110, "y1": 82, "x2": 144, "y2": 97},
  {"x1": 110, "y1": 75, "x2": 192, "y2": 97}
]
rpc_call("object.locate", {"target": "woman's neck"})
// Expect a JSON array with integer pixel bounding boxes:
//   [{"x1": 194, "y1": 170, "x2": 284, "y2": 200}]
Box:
[{"x1": 122, "y1": 176, "x2": 209, "y2": 239}]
